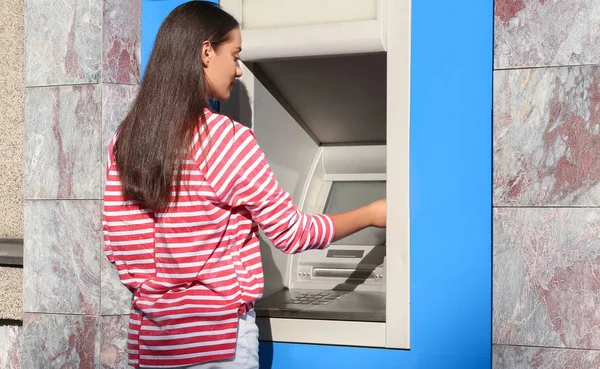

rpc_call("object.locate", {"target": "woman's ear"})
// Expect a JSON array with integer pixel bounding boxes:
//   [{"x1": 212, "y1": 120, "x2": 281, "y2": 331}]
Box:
[{"x1": 201, "y1": 40, "x2": 212, "y2": 67}]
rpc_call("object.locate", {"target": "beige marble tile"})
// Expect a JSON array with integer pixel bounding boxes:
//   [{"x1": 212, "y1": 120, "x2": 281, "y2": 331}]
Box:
[{"x1": 0, "y1": 0, "x2": 24, "y2": 239}]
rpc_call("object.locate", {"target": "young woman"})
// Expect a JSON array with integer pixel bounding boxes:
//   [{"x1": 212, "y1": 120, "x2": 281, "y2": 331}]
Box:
[{"x1": 103, "y1": 2, "x2": 386, "y2": 368}]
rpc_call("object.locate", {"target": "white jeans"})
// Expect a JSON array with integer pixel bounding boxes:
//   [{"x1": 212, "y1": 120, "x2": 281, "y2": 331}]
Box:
[{"x1": 143, "y1": 310, "x2": 259, "y2": 369}]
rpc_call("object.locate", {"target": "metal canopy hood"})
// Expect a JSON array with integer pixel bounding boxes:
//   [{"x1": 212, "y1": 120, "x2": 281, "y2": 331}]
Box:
[{"x1": 244, "y1": 52, "x2": 387, "y2": 146}]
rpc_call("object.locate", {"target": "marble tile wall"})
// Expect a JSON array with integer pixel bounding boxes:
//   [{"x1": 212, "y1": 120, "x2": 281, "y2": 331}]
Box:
[
  {"x1": 493, "y1": 346, "x2": 600, "y2": 369},
  {"x1": 102, "y1": 0, "x2": 141, "y2": 85},
  {"x1": 99, "y1": 315, "x2": 130, "y2": 368},
  {"x1": 495, "y1": 0, "x2": 600, "y2": 69},
  {"x1": 494, "y1": 66, "x2": 600, "y2": 206},
  {"x1": 0, "y1": 326, "x2": 22, "y2": 369},
  {"x1": 100, "y1": 85, "x2": 139, "y2": 319},
  {"x1": 494, "y1": 0, "x2": 600, "y2": 367},
  {"x1": 23, "y1": 200, "x2": 102, "y2": 315},
  {"x1": 24, "y1": 0, "x2": 102, "y2": 87},
  {"x1": 21, "y1": 314, "x2": 99, "y2": 369},
  {"x1": 21, "y1": 0, "x2": 140, "y2": 367},
  {"x1": 24, "y1": 85, "x2": 103, "y2": 200}
]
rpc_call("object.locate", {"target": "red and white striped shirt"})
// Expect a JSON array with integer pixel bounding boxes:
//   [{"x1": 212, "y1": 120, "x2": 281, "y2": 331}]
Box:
[{"x1": 103, "y1": 109, "x2": 335, "y2": 368}]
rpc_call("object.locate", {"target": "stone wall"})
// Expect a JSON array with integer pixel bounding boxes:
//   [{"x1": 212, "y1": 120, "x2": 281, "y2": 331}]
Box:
[
  {"x1": 493, "y1": 0, "x2": 600, "y2": 367},
  {"x1": 20, "y1": 1, "x2": 140, "y2": 367}
]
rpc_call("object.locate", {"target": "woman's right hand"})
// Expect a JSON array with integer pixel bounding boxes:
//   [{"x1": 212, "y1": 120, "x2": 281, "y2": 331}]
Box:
[
  {"x1": 368, "y1": 199, "x2": 387, "y2": 228},
  {"x1": 330, "y1": 198, "x2": 387, "y2": 242}
]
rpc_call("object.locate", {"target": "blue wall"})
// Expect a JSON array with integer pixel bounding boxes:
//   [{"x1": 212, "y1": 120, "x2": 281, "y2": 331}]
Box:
[{"x1": 141, "y1": 1, "x2": 493, "y2": 368}]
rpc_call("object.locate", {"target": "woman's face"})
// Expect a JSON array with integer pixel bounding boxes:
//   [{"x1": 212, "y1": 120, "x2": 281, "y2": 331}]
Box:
[{"x1": 202, "y1": 27, "x2": 243, "y2": 101}]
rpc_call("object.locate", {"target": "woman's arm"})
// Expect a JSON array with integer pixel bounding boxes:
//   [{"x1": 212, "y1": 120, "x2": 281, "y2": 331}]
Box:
[
  {"x1": 330, "y1": 199, "x2": 386, "y2": 242},
  {"x1": 200, "y1": 118, "x2": 334, "y2": 253},
  {"x1": 200, "y1": 115, "x2": 387, "y2": 253}
]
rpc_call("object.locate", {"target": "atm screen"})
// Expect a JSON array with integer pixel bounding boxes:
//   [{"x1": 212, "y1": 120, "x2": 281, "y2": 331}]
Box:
[{"x1": 323, "y1": 181, "x2": 386, "y2": 246}]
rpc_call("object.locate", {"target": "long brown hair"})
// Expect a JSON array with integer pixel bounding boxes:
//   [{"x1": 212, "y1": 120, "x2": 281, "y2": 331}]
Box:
[{"x1": 114, "y1": 1, "x2": 239, "y2": 210}]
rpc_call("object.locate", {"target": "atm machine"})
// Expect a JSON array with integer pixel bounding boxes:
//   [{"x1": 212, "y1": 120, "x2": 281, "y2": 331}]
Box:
[{"x1": 220, "y1": 0, "x2": 410, "y2": 349}]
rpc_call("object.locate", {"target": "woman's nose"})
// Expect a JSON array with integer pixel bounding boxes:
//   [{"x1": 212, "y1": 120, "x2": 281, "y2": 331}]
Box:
[{"x1": 236, "y1": 65, "x2": 243, "y2": 78}]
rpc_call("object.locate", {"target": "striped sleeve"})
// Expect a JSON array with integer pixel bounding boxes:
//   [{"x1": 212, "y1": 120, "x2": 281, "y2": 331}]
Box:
[
  {"x1": 102, "y1": 141, "x2": 117, "y2": 265},
  {"x1": 103, "y1": 142, "x2": 117, "y2": 265},
  {"x1": 200, "y1": 117, "x2": 335, "y2": 254}
]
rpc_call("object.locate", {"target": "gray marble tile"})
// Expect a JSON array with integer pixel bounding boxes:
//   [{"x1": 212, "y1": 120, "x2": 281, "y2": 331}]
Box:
[
  {"x1": 100, "y1": 315, "x2": 132, "y2": 369},
  {"x1": 494, "y1": 208, "x2": 600, "y2": 349},
  {"x1": 102, "y1": 0, "x2": 141, "y2": 84},
  {"x1": 101, "y1": 84, "x2": 139, "y2": 162},
  {"x1": 24, "y1": 0, "x2": 101, "y2": 86},
  {"x1": 23, "y1": 200, "x2": 101, "y2": 315},
  {"x1": 0, "y1": 325, "x2": 22, "y2": 369},
  {"x1": 101, "y1": 256, "x2": 132, "y2": 316},
  {"x1": 21, "y1": 313, "x2": 98, "y2": 369},
  {"x1": 493, "y1": 345, "x2": 600, "y2": 369},
  {"x1": 495, "y1": 0, "x2": 600, "y2": 69},
  {"x1": 24, "y1": 85, "x2": 102, "y2": 200},
  {"x1": 99, "y1": 85, "x2": 137, "y2": 316},
  {"x1": 494, "y1": 66, "x2": 600, "y2": 207}
]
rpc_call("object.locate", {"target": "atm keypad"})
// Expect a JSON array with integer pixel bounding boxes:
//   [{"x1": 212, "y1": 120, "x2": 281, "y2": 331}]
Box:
[{"x1": 286, "y1": 292, "x2": 344, "y2": 305}]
